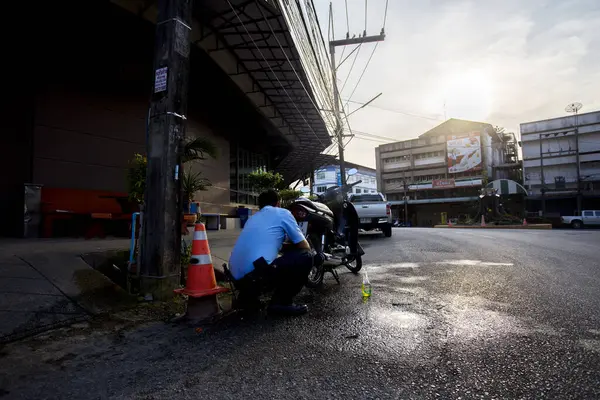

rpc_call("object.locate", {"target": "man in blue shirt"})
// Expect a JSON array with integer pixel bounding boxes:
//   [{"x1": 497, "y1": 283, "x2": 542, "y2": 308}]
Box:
[{"x1": 229, "y1": 189, "x2": 315, "y2": 316}]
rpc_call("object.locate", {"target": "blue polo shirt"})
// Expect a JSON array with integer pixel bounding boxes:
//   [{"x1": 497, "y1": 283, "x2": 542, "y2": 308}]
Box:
[{"x1": 229, "y1": 206, "x2": 306, "y2": 280}]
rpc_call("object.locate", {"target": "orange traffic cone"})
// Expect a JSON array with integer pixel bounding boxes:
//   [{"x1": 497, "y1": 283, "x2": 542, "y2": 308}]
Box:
[
  {"x1": 175, "y1": 222, "x2": 229, "y2": 298},
  {"x1": 481, "y1": 215, "x2": 486, "y2": 227},
  {"x1": 175, "y1": 222, "x2": 229, "y2": 322},
  {"x1": 523, "y1": 218, "x2": 528, "y2": 226}
]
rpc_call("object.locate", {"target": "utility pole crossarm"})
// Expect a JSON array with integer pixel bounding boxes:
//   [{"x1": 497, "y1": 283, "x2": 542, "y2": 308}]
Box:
[{"x1": 330, "y1": 34, "x2": 385, "y2": 47}]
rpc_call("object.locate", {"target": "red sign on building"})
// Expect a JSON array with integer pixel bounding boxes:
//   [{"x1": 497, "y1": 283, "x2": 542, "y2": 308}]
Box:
[{"x1": 432, "y1": 178, "x2": 455, "y2": 189}]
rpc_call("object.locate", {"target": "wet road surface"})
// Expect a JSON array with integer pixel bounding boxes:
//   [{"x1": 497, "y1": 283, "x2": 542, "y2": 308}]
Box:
[{"x1": 1, "y1": 228, "x2": 600, "y2": 399}]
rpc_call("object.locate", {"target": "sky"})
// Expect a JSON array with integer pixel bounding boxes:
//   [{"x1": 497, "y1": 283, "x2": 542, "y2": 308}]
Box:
[{"x1": 313, "y1": 0, "x2": 600, "y2": 168}]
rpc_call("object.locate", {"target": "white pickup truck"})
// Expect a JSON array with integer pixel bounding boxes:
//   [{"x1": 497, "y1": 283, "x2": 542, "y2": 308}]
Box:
[
  {"x1": 561, "y1": 210, "x2": 600, "y2": 229},
  {"x1": 349, "y1": 193, "x2": 393, "y2": 237}
]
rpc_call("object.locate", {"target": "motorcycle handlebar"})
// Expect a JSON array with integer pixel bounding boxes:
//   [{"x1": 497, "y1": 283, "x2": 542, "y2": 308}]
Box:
[
  {"x1": 340, "y1": 180, "x2": 362, "y2": 194},
  {"x1": 319, "y1": 180, "x2": 364, "y2": 199}
]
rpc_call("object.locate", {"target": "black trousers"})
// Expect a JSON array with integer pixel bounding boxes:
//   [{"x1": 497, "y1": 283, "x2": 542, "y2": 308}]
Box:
[{"x1": 237, "y1": 250, "x2": 314, "y2": 306}]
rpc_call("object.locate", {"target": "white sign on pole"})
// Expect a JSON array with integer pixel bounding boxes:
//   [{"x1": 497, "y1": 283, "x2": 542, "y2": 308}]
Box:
[{"x1": 154, "y1": 67, "x2": 168, "y2": 93}]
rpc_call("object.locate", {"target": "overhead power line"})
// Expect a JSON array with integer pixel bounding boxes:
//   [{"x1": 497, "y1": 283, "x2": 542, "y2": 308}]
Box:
[
  {"x1": 364, "y1": 0, "x2": 368, "y2": 34},
  {"x1": 344, "y1": 98, "x2": 443, "y2": 121},
  {"x1": 353, "y1": 135, "x2": 389, "y2": 144},
  {"x1": 353, "y1": 129, "x2": 398, "y2": 142},
  {"x1": 344, "y1": 42, "x2": 379, "y2": 110},
  {"x1": 383, "y1": 0, "x2": 389, "y2": 31},
  {"x1": 339, "y1": 44, "x2": 362, "y2": 94}
]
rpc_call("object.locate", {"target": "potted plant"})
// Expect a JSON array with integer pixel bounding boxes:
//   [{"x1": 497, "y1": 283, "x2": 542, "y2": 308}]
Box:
[
  {"x1": 127, "y1": 136, "x2": 217, "y2": 210},
  {"x1": 182, "y1": 169, "x2": 212, "y2": 224},
  {"x1": 127, "y1": 153, "x2": 147, "y2": 206}
]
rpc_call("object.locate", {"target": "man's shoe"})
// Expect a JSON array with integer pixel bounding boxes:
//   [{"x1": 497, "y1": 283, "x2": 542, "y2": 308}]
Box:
[{"x1": 267, "y1": 303, "x2": 308, "y2": 316}]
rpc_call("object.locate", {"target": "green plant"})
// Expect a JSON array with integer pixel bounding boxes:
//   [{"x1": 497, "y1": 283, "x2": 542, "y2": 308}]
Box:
[
  {"x1": 127, "y1": 136, "x2": 217, "y2": 205},
  {"x1": 182, "y1": 168, "x2": 211, "y2": 202},
  {"x1": 247, "y1": 170, "x2": 287, "y2": 193},
  {"x1": 279, "y1": 189, "x2": 303, "y2": 207},
  {"x1": 181, "y1": 136, "x2": 218, "y2": 163},
  {"x1": 127, "y1": 153, "x2": 147, "y2": 204}
]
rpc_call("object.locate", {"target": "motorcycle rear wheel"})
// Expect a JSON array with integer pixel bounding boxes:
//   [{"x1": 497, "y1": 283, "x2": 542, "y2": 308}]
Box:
[
  {"x1": 345, "y1": 254, "x2": 362, "y2": 274},
  {"x1": 305, "y1": 236, "x2": 324, "y2": 288}
]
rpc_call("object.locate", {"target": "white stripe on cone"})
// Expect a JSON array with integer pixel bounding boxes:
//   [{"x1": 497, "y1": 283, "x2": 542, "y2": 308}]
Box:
[
  {"x1": 190, "y1": 254, "x2": 212, "y2": 265},
  {"x1": 193, "y1": 230, "x2": 208, "y2": 241}
]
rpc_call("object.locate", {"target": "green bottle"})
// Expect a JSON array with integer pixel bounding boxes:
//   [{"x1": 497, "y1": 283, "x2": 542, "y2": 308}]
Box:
[{"x1": 361, "y1": 271, "x2": 372, "y2": 298}]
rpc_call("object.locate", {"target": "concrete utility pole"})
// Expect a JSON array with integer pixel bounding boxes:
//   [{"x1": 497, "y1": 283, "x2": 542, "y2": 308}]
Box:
[
  {"x1": 329, "y1": 9, "x2": 385, "y2": 185},
  {"x1": 140, "y1": 0, "x2": 193, "y2": 300},
  {"x1": 539, "y1": 134, "x2": 546, "y2": 215},
  {"x1": 403, "y1": 179, "x2": 409, "y2": 225}
]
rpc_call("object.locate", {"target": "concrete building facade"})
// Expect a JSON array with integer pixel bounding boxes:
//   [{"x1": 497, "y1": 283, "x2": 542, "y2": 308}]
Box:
[
  {"x1": 521, "y1": 110, "x2": 600, "y2": 216},
  {"x1": 376, "y1": 119, "x2": 521, "y2": 226},
  {"x1": 313, "y1": 163, "x2": 377, "y2": 195}
]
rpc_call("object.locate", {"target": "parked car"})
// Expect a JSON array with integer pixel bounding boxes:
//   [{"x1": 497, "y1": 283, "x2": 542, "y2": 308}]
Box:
[
  {"x1": 348, "y1": 193, "x2": 393, "y2": 237},
  {"x1": 561, "y1": 210, "x2": 600, "y2": 229}
]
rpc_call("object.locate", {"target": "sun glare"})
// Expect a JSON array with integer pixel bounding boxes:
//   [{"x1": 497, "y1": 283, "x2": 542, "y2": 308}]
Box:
[{"x1": 443, "y1": 69, "x2": 493, "y2": 121}]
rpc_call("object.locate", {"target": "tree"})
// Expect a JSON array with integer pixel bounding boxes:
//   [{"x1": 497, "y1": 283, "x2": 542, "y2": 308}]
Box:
[
  {"x1": 279, "y1": 189, "x2": 303, "y2": 207},
  {"x1": 247, "y1": 170, "x2": 287, "y2": 193}
]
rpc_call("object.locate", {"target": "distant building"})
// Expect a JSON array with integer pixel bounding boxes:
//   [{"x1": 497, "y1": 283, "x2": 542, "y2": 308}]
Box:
[
  {"x1": 375, "y1": 118, "x2": 521, "y2": 226},
  {"x1": 313, "y1": 162, "x2": 378, "y2": 195},
  {"x1": 520, "y1": 110, "x2": 600, "y2": 216}
]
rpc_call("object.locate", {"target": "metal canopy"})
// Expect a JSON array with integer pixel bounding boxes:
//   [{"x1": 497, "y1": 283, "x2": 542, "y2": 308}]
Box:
[{"x1": 195, "y1": 0, "x2": 333, "y2": 181}]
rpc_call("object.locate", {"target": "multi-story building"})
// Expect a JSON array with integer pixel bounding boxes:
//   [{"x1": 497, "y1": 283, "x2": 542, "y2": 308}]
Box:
[
  {"x1": 313, "y1": 162, "x2": 377, "y2": 195},
  {"x1": 376, "y1": 118, "x2": 521, "y2": 226},
  {"x1": 521, "y1": 110, "x2": 600, "y2": 216}
]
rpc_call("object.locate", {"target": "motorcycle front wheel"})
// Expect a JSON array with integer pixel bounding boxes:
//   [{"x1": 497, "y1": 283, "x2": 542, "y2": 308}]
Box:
[{"x1": 344, "y1": 254, "x2": 362, "y2": 274}]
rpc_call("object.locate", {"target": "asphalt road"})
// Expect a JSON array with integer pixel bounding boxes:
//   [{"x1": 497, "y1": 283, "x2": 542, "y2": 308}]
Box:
[{"x1": 1, "y1": 228, "x2": 600, "y2": 399}]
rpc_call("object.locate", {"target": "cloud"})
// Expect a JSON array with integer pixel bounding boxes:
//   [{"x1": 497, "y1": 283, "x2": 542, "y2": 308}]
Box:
[{"x1": 315, "y1": 0, "x2": 600, "y2": 168}]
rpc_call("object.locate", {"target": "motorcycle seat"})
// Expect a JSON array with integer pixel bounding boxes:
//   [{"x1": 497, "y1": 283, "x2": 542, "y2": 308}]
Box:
[{"x1": 294, "y1": 198, "x2": 334, "y2": 218}]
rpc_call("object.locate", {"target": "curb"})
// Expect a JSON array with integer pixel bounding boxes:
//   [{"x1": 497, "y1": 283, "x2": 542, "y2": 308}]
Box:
[{"x1": 434, "y1": 224, "x2": 552, "y2": 230}]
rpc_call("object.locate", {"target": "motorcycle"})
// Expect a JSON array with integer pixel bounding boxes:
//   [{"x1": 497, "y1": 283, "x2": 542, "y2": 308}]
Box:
[{"x1": 288, "y1": 170, "x2": 365, "y2": 287}]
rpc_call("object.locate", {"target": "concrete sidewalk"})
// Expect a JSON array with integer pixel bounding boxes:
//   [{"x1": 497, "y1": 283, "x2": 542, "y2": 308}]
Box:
[{"x1": 0, "y1": 228, "x2": 240, "y2": 343}]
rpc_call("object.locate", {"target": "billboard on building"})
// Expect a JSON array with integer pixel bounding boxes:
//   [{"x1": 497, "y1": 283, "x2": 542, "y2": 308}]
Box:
[{"x1": 446, "y1": 132, "x2": 482, "y2": 174}]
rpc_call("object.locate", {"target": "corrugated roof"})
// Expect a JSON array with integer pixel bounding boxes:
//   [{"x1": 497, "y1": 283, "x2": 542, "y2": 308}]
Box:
[{"x1": 195, "y1": 0, "x2": 333, "y2": 181}]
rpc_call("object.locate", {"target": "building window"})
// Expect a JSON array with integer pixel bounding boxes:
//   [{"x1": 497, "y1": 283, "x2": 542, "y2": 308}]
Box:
[
  {"x1": 371, "y1": 190, "x2": 376, "y2": 193},
  {"x1": 230, "y1": 145, "x2": 267, "y2": 204},
  {"x1": 356, "y1": 188, "x2": 362, "y2": 194},
  {"x1": 316, "y1": 186, "x2": 327, "y2": 193},
  {"x1": 316, "y1": 172, "x2": 326, "y2": 180}
]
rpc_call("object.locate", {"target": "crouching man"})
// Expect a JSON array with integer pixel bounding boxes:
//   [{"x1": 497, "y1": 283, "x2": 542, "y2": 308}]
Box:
[{"x1": 229, "y1": 189, "x2": 317, "y2": 316}]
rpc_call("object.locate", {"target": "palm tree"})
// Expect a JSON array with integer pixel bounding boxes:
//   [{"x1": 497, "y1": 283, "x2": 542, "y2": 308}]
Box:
[{"x1": 181, "y1": 137, "x2": 218, "y2": 164}]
